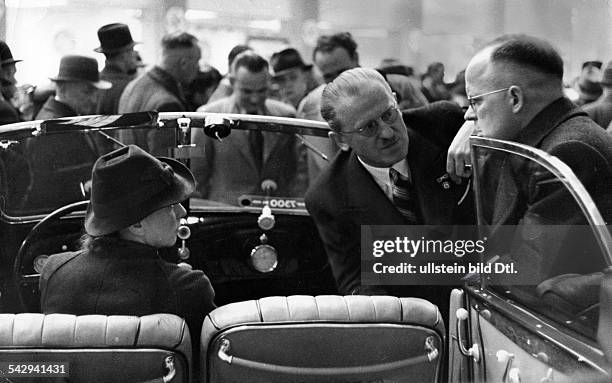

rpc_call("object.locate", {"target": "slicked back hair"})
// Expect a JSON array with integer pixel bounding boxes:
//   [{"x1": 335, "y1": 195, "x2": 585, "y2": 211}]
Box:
[
  {"x1": 161, "y1": 32, "x2": 198, "y2": 53},
  {"x1": 320, "y1": 68, "x2": 391, "y2": 132},
  {"x1": 486, "y1": 34, "x2": 564, "y2": 80},
  {"x1": 232, "y1": 51, "x2": 269, "y2": 74},
  {"x1": 313, "y1": 32, "x2": 358, "y2": 62}
]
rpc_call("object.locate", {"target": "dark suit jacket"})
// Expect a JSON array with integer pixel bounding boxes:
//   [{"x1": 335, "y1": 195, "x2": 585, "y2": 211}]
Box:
[
  {"x1": 191, "y1": 96, "x2": 306, "y2": 204},
  {"x1": 96, "y1": 63, "x2": 136, "y2": 115},
  {"x1": 0, "y1": 96, "x2": 20, "y2": 125},
  {"x1": 485, "y1": 97, "x2": 612, "y2": 281},
  {"x1": 118, "y1": 66, "x2": 188, "y2": 155},
  {"x1": 305, "y1": 102, "x2": 474, "y2": 295}
]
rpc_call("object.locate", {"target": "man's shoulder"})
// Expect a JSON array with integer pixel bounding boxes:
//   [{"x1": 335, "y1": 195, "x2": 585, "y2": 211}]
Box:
[
  {"x1": 297, "y1": 84, "x2": 325, "y2": 120},
  {"x1": 41, "y1": 251, "x2": 81, "y2": 278},
  {"x1": 197, "y1": 97, "x2": 233, "y2": 112},
  {"x1": 162, "y1": 262, "x2": 213, "y2": 291},
  {"x1": 265, "y1": 99, "x2": 296, "y2": 117},
  {"x1": 305, "y1": 150, "x2": 352, "y2": 204}
]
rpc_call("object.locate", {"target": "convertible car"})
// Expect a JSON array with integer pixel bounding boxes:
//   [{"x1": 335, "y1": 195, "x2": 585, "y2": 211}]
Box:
[{"x1": 0, "y1": 112, "x2": 609, "y2": 382}]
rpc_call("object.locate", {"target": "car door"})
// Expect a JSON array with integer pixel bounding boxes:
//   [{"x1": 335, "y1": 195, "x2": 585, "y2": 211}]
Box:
[{"x1": 448, "y1": 137, "x2": 612, "y2": 383}]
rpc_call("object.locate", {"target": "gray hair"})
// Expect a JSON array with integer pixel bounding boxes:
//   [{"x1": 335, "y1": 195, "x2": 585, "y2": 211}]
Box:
[{"x1": 320, "y1": 68, "x2": 391, "y2": 131}]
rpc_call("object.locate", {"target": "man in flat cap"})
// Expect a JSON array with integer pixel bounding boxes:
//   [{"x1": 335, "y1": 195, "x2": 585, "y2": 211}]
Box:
[
  {"x1": 95, "y1": 23, "x2": 140, "y2": 115},
  {"x1": 35, "y1": 55, "x2": 111, "y2": 119},
  {"x1": 0, "y1": 40, "x2": 22, "y2": 125},
  {"x1": 41, "y1": 144, "x2": 216, "y2": 350}
]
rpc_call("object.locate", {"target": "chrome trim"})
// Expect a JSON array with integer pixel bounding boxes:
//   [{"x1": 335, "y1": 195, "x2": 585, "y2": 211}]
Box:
[
  {"x1": 470, "y1": 136, "x2": 612, "y2": 266},
  {"x1": 467, "y1": 285, "x2": 609, "y2": 374}
]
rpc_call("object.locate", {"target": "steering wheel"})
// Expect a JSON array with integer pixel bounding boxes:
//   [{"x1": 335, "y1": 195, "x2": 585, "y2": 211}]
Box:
[{"x1": 14, "y1": 200, "x2": 89, "y2": 311}]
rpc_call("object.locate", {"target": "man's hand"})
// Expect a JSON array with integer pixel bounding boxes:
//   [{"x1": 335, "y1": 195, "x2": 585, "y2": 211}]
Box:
[{"x1": 446, "y1": 120, "x2": 475, "y2": 183}]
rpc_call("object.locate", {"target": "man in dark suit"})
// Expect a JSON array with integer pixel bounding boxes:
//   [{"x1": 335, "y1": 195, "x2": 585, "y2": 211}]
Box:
[
  {"x1": 94, "y1": 23, "x2": 140, "y2": 115},
  {"x1": 192, "y1": 52, "x2": 305, "y2": 205},
  {"x1": 464, "y1": 34, "x2": 612, "y2": 282},
  {"x1": 305, "y1": 68, "x2": 474, "y2": 297}
]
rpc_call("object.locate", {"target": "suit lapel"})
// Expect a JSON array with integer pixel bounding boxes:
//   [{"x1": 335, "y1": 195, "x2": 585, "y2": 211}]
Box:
[
  {"x1": 343, "y1": 151, "x2": 405, "y2": 224},
  {"x1": 228, "y1": 131, "x2": 259, "y2": 173}
]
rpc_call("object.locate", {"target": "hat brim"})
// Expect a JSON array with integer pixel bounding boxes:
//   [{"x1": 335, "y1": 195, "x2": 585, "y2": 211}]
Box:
[
  {"x1": 272, "y1": 64, "x2": 313, "y2": 78},
  {"x1": 1, "y1": 59, "x2": 22, "y2": 65},
  {"x1": 94, "y1": 41, "x2": 140, "y2": 54},
  {"x1": 49, "y1": 77, "x2": 113, "y2": 90},
  {"x1": 84, "y1": 157, "x2": 195, "y2": 236}
]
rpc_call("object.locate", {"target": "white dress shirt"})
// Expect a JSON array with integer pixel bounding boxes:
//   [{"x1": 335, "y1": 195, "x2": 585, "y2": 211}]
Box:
[{"x1": 358, "y1": 157, "x2": 411, "y2": 201}]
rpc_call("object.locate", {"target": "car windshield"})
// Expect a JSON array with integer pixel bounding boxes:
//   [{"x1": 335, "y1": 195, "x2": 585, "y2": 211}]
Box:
[{"x1": 0, "y1": 113, "x2": 330, "y2": 217}]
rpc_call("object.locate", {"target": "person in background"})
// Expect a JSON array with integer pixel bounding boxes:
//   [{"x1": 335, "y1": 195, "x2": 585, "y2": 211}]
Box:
[
  {"x1": 186, "y1": 65, "x2": 222, "y2": 110},
  {"x1": 119, "y1": 32, "x2": 200, "y2": 155},
  {"x1": 36, "y1": 55, "x2": 111, "y2": 119},
  {"x1": 205, "y1": 44, "x2": 252, "y2": 104},
  {"x1": 94, "y1": 23, "x2": 140, "y2": 115},
  {"x1": 192, "y1": 52, "x2": 304, "y2": 204},
  {"x1": 270, "y1": 47, "x2": 321, "y2": 109},
  {"x1": 583, "y1": 60, "x2": 612, "y2": 129},
  {"x1": 420, "y1": 62, "x2": 450, "y2": 102},
  {"x1": 569, "y1": 60, "x2": 603, "y2": 106},
  {"x1": 0, "y1": 41, "x2": 22, "y2": 124}
]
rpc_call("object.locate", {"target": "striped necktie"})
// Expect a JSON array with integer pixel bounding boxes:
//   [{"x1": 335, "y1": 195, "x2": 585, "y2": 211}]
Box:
[{"x1": 389, "y1": 168, "x2": 418, "y2": 223}]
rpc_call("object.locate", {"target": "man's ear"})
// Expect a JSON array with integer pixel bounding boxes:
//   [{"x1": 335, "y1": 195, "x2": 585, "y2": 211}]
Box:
[
  {"x1": 329, "y1": 131, "x2": 350, "y2": 151},
  {"x1": 508, "y1": 85, "x2": 524, "y2": 113},
  {"x1": 125, "y1": 221, "x2": 145, "y2": 237},
  {"x1": 229, "y1": 75, "x2": 236, "y2": 87}
]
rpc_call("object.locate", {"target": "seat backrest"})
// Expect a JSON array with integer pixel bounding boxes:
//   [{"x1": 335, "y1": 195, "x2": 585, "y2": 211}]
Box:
[
  {"x1": 201, "y1": 295, "x2": 445, "y2": 383},
  {"x1": 0, "y1": 313, "x2": 192, "y2": 383}
]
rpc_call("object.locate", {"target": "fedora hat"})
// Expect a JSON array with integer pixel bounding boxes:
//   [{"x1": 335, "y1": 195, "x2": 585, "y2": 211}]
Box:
[
  {"x1": 577, "y1": 77, "x2": 602, "y2": 101},
  {"x1": 85, "y1": 145, "x2": 196, "y2": 236},
  {"x1": 600, "y1": 60, "x2": 612, "y2": 86},
  {"x1": 270, "y1": 48, "x2": 312, "y2": 77},
  {"x1": 94, "y1": 23, "x2": 139, "y2": 54},
  {"x1": 0, "y1": 41, "x2": 22, "y2": 66},
  {"x1": 50, "y1": 55, "x2": 111, "y2": 89}
]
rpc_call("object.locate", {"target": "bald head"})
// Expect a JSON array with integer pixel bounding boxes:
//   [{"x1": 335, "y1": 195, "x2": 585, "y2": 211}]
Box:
[{"x1": 464, "y1": 35, "x2": 567, "y2": 139}]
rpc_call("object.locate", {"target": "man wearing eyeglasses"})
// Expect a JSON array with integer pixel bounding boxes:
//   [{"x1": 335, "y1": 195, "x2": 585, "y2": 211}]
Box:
[
  {"x1": 305, "y1": 68, "x2": 474, "y2": 298},
  {"x1": 462, "y1": 34, "x2": 612, "y2": 281}
]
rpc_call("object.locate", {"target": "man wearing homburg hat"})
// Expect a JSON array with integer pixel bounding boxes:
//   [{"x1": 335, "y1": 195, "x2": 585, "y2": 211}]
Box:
[
  {"x1": 583, "y1": 60, "x2": 612, "y2": 129},
  {"x1": 95, "y1": 23, "x2": 140, "y2": 115},
  {"x1": 270, "y1": 47, "x2": 320, "y2": 109},
  {"x1": 35, "y1": 55, "x2": 111, "y2": 119},
  {"x1": 305, "y1": 68, "x2": 474, "y2": 309},
  {"x1": 0, "y1": 40, "x2": 22, "y2": 124},
  {"x1": 40, "y1": 145, "x2": 216, "y2": 345}
]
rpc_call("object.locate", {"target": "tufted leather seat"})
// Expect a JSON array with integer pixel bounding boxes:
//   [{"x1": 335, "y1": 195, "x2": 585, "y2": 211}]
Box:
[
  {"x1": 0, "y1": 313, "x2": 192, "y2": 383},
  {"x1": 201, "y1": 295, "x2": 445, "y2": 382}
]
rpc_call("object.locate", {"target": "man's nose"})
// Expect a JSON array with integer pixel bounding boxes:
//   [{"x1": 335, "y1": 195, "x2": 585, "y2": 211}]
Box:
[
  {"x1": 175, "y1": 203, "x2": 187, "y2": 218},
  {"x1": 378, "y1": 121, "x2": 395, "y2": 138},
  {"x1": 464, "y1": 106, "x2": 477, "y2": 121}
]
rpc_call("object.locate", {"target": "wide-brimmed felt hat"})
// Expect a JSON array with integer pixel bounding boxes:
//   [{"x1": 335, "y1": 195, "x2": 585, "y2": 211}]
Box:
[
  {"x1": 577, "y1": 76, "x2": 602, "y2": 101},
  {"x1": 0, "y1": 41, "x2": 22, "y2": 66},
  {"x1": 600, "y1": 61, "x2": 612, "y2": 86},
  {"x1": 85, "y1": 145, "x2": 196, "y2": 236},
  {"x1": 94, "y1": 23, "x2": 139, "y2": 54},
  {"x1": 270, "y1": 48, "x2": 312, "y2": 77},
  {"x1": 49, "y1": 55, "x2": 111, "y2": 89}
]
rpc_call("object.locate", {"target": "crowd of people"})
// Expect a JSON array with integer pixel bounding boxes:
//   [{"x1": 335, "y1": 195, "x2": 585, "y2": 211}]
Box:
[{"x1": 1, "y1": 22, "x2": 611, "y2": 373}]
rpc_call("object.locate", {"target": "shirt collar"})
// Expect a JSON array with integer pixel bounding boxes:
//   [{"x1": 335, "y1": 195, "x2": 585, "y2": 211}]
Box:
[{"x1": 358, "y1": 157, "x2": 411, "y2": 184}]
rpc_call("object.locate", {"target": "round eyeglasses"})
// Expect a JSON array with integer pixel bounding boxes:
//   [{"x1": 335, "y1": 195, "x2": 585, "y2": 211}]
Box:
[{"x1": 340, "y1": 105, "x2": 401, "y2": 137}]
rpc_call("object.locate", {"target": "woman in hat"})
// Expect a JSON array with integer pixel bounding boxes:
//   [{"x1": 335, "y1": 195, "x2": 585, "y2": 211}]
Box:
[{"x1": 40, "y1": 145, "x2": 216, "y2": 348}]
